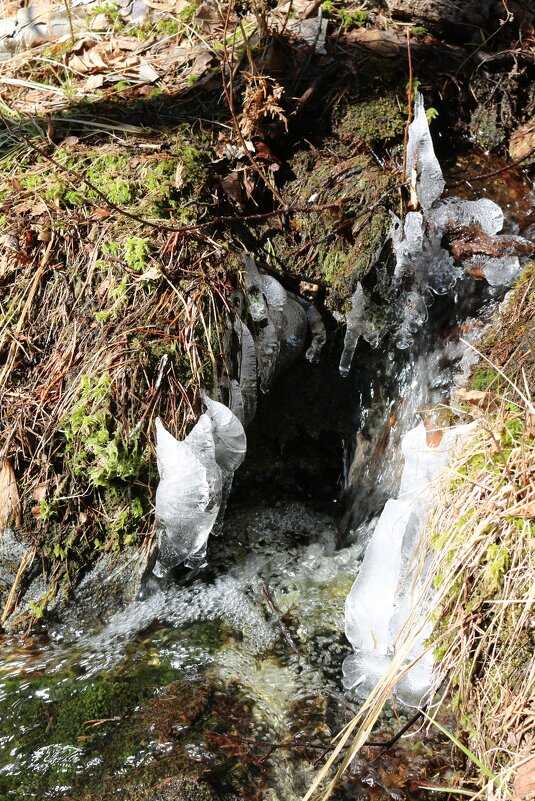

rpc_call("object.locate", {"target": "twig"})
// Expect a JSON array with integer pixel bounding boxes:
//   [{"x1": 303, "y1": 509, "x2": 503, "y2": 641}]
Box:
[
  {"x1": 260, "y1": 579, "x2": 299, "y2": 654},
  {"x1": 401, "y1": 28, "x2": 413, "y2": 184},
  {"x1": 1, "y1": 548, "x2": 35, "y2": 625},
  {"x1": 447, "y1": 146, "x2": 535, "y2": 188}
]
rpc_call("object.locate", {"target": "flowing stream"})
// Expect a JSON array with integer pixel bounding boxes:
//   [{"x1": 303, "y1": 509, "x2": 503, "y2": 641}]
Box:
[{"x1": 0, "y1": 151, "x2": 533, "y2": 801}]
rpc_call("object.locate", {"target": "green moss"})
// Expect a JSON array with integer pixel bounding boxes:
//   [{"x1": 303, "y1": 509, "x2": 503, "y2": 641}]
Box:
[
  {"x1": 60, "y1": 374, "x2": 145, "y2": 488},
  {"x1": 338, "y1": 95, "x2": 405, "y2": 143},
  {"x1": 470, "y1": 366, "x2": 500, "y2": 391},
  {"x1": 470, "y1": 105, "x2": 505, "y2": 151},
  {"x1": 124, "y1": 236, "x2": 151, "y2": 272}
]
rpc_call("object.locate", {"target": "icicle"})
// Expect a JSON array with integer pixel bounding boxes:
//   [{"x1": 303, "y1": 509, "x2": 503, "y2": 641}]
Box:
[
  {"x1": 234, "y1": 317, "x2": 257, "y2": 425},
  {"x1": 243, "y1": 253, "x2": 269, "y2": 323},
  {"x1": 395, "y1": 291, "x2": 428, "y2": 350},
  {"x1": 305, "y1": 304, "x2": 327, "y2": 364},
  {"x1": 279, "y1": 297, "x2": 308, "y2": 370},
  {"x1": 154, "y1": 416, "x2": 222, "y2": 576},
  {"x1": 339, "y1": 283, "x2": 379, "y2": 377},
  {"x1": 406, "y1": 93, "x2": 445, "y2": 212}
]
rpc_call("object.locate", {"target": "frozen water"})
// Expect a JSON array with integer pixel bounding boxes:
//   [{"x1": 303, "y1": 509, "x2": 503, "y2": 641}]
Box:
[
  {"x1": 202, "y1": 393, "x2": 247, "y2": 532},
  {"x1": 405, "y1": 94, "x2": 445, "y2": 212},
  {"x1": 343, "y1": 419, "x2": 475, "y2": 705},
  {"x1": 243, "y1": 253, "x2": 269, "y2": 323},
  {"x1": 154, "y1": 416, "x2": 222, "y2": 575},
  {"x1": 256, "y1": 318, "x2": 280, "y2": 393},
  {"x1": 396, "y1": 292, "x2": 428, "y2": 350},
  {"x1": 234, "y1": 317, "x2": 257, "y2": 425},
  {"x1": 304, "y1": 304, "x2": 327, "y2": 363},
  {"x1": 428, "y1": 197, "x2": 504, "y2": 236},
  {"x1": 201, "y1": 393, "x2": 247, "y2": 476},
  {"x1": 472, "y1": 254, "x2": 522, "y2": 287},
  {"x1": 155, "y1": 399, "x2": 246, "y2": 572},
  {"x1": 339, "y1": 283, "x2": 379, "y2": 377},
  {"x1": 279, "y1": 297, "x2": 308, "y2": 369}
]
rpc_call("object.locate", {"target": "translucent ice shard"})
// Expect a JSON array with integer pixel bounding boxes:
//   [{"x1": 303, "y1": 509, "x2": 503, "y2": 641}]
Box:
[
  {"x1": 154, "y1": 416, "x2": 222, "y2": 576},
  {"x1": 243, "y1": 253, "x2": 269, "y2": 323},
  {"x1": 428, "y1": 197, "x2": 504, "y2": 237},
  {"x1": 202, "y1": 393, "x2": 247, "y2": 533},
  {"x1": 256, "y1": 318, "x2": 280, "y2": 393},
  {"x1": 279, "y1": 297, "x2": 308, "y2": 369},
  {"x1": 469, "y1": 254, "x2": 522, "y2": 287},
  {"x1": 202, "y1": 393, "x2": 247, "y2": 476},
  {"x1": 406, "y1": 93, "x2": 445, "y2": 212},
  {"x1": 391, "y1": 211, "x2": 425, "y2": 284},
  {"x1": 343, "y1": 419, "x2": 475, "y2": 705},
  {"x1": 234, "y1": 317, "x2": 257, "y2": 425},
  {"x1": 395, "y1": 291, "x2": 428, "y2": 350},
  {"x1": 339, "y1": 283, "x2": 379, "y2": 377},
  {"x1": 304, "y1": 304, "x2": 327, "y2": 364},
  {"x1": 261, "y1": 273, "x2": 288, "y2": 330}
]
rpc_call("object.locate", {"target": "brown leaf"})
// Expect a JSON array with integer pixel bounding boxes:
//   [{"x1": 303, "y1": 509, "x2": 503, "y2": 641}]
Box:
[
  {"x1": 0, "y1": 460, "x2": 22, "y2": 530},
  {"x1": 509, "y1": 118, "x2": 535, "y2": 162},
  {"x1": 174, "y1": 161, "x2": 185, "y2": 189},
  {"x1": 456, "y1": 388, "x2": 500, "y2": 412},
  {"x1": 344, "y1": 28, "x2": 401, "y2": 57},
  {"x1": 515, "y1": 757, "x2": 535, "y2": 800}
]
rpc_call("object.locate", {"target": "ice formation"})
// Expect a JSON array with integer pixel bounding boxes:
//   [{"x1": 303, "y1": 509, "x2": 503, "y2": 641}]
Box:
[
  {"x1": 339, "y1": 282, "x2": 379, "y2": 377},
  {"x1": 405, "y1": 94, "x2": 445, "y2": 212},
  {"x1": 154, "y1": 415, "x2": 222, "y2": 575},
  {"x1": 242, "y1": 253, "x2": 326, "y2": 391},
  {"x1": 234, "y1": 317, "x2": 257, "y2": 425},
  {"x1": 383, "y1": 92, "x2": 529, "y2": 356},
  {"x1": 343, "y1": 420, "x2": 475, "y2": 706},
  {"x1": 304, "y1": 303, "x2": 327, "y2": 364},
  {"x1": 154, "y1": 397, "x2": 246, "y2": 575},
  {"x1": 202, "y1": 392, "x2": 247, "y2": 532}
]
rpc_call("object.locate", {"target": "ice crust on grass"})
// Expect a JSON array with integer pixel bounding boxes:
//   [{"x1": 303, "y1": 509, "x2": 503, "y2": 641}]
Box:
[
  {"x1": 154, "y1": 396, "x2": 246, "y2": 576},
  {"x1": 343, "y1": 420, "x2": 475, "y2": 706}
]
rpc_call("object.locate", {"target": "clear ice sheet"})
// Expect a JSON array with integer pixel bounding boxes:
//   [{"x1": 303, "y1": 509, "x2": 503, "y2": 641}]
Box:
[
  {"x1": 343, "y1": 420, "x2": 475, "y2": 706},
  {"x1": 154, "y1": 399, "x2": 246, "y2": 574},
  {"x1": 154, "y1": 416, "x2": 222, "y2": 575}
]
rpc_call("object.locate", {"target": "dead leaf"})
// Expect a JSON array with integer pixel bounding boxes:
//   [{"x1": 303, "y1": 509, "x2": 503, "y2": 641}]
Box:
[
  {"x1": 136, "y1": 63, "x2": 159, "y2": 83},
  {"x1": 84, "y1": 74, "x2": 105, "y2": 91},
  {"x1": 137, "y1": 266, "x2": 161, "y2": 281},
  {"x1": 220, "y1": 170, "x2": 246, "y2": 209},
  {"x1": 32, "y1": 483, "x2": 49, "y2": 503},
  {"x1": 175, "y1": 161, "x2": 184, "y2": 189},
  {"x1": 0, "y1": 460, "x2": 22, "y2": 530},
  {"x1": 345, "y1": 28, "x2": 401, "y2": 57},
  {"x1": 425, "y1": 428, "x2": 444, "y2": 447},
  {"x1": 514, "y1": 757, "x2": 535, "y2": 800},
  {"x1": 509, "y1": 118, "x2": 535, "y2": 162}
]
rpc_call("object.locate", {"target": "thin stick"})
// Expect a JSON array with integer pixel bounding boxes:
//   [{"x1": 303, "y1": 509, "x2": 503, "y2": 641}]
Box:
[{"x1": 401, "y1": 28, "x2": 413, "y2": 184}]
